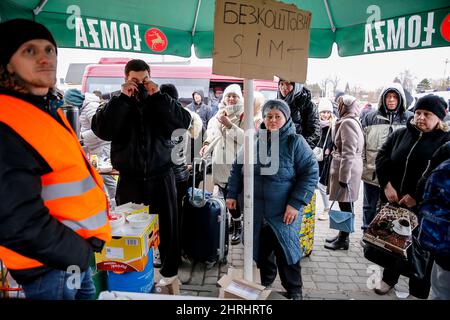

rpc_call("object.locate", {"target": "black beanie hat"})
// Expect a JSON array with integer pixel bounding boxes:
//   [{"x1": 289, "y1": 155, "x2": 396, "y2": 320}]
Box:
[
  {"x1": 414, "y1": 94, "x2": 447, "y2": 120},
  {"x1": 0, "y1": 19, "x2": 57, "y2": 67},
  {"x1": 160, "y1": 83, "x2": 179, "y2": 100}
]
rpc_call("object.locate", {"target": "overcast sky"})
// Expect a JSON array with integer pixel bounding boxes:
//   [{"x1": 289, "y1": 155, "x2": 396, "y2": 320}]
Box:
[{"x1": 57, "y1": 44, "x2": 449, "y2": 92}]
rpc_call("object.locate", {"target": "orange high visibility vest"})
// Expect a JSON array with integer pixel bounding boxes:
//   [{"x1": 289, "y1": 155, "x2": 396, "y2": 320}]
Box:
[{"x1": 0, "y1": 94, "x2": 111, "y2": 270}]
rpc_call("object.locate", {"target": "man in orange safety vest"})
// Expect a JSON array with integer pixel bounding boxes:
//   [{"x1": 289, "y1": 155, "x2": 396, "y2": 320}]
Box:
[{"x1": 0, "y1": 19, "x2": 111, "y2": 300}]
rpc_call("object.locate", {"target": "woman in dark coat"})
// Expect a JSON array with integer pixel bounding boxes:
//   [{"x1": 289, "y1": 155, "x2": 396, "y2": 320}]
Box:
[
  {"x1": 374, "y1": 94, "x2": 450, "y2": 298},
  {"x1": 316, "y1": 98, "x2": 336, "y2": 220},
  {"x1": 226, "y1": 99, "x2": 318, "y2": 300}
]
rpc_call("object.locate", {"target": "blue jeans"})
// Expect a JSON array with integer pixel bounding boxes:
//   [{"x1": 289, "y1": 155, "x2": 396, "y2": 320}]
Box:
[
  {"x1": 362, "y1": 182, "x2": 380, "y2": 231},
  {"x1": 21, "y1": 267, "x2": 95, "y2": 300}
]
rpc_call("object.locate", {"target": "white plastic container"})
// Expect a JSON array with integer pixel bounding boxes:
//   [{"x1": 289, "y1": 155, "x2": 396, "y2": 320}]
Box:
[{"x1": 126, "y1": 213, "x2": 151, "y2": 229}]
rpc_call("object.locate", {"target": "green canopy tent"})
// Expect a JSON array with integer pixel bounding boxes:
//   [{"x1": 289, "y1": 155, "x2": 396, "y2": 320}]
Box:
[
  {"x1": 1, "y1": 0, "x2": 449, "y2": 58},
  {"x1": 1, "y1": 0, "x2": 449, "y2": 283}
]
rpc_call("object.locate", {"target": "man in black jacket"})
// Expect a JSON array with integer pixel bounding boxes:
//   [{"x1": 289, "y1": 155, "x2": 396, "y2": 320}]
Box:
[
  {"x1": 0, "y1": 19, "x2": 110, "y2": 300},
  {"x1": 277, "y1": 79, "x2": 320, "y2": 149},
  {"x1": 92, "y1": 59, "x2": 191, "y2": 280}
]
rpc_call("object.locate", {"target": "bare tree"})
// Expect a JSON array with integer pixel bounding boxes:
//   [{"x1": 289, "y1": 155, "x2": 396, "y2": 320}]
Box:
[
  {"x1": 319, "y1": 78, "x2": 330, "y2": 97},
  {"x1": 330, "y1": 75, "x2": 340, "y2": 96},
  {"x1": 306, "y1": 82, "x2": 322, "y2": 99},
  {"x1": 430, "y1": 78, "x2": 450, "y2": 91},
  {"x1": 397, "y1": 69, "x2": 416, "y2": 92}
]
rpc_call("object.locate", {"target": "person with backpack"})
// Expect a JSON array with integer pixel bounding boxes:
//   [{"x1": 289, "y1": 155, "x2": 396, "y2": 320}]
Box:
[
  {"x1": 226, "y1": 99, "x2": 318, "y2": 300},
  {"x1": 417, "y1": 141, "x2": 450, "y2": 299}
]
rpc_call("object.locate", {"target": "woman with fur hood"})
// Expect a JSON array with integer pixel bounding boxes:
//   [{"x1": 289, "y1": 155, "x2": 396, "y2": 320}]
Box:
[{"x1": 200, "y1": 84, "x2": 245, "y2": 245}]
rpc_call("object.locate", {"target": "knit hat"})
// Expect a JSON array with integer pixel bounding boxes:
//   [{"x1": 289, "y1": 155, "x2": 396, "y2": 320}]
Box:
[
  {"x1": 222, "y1": 84, "x2": 243, "y2": 101},
  {"x1": 341, "y1": 94, "x2": 357, "y2": 107},
  {"x1": 0, "y1": 19, "x2": 57, "y2": 67},
  {"x1": 262, "y1": 99, "x2": 291, "y2": 120},
  {"x1": 414, "y1": 94, "x2": 447, "y2": 120},
  {"x1": 318, "y1": 98, "x2": 333, "y2": 113},
  {"x1": 64, "y1": 89, "x2": 85, "y2": 108}
]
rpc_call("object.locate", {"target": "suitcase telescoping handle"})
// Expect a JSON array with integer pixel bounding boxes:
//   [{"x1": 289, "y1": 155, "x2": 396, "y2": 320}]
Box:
[{"x1": 190, "y1": 158, "x2": 211, "y2": 208}]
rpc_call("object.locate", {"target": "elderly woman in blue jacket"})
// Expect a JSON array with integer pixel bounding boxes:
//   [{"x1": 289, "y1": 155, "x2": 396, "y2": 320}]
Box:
[{"x1": 226, "y1": 99, "x2": 318, "y2": 300}]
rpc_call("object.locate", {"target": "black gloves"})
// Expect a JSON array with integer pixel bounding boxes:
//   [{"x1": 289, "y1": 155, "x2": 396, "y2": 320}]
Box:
[{"x1": 86, "y1": 237, "x2": 105, "y2": 253}]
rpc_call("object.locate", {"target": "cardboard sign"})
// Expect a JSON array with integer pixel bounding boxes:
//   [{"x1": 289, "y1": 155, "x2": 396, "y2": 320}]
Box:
[{"x1": 213, "y1": 0, "x2": 311, "y2": 83}]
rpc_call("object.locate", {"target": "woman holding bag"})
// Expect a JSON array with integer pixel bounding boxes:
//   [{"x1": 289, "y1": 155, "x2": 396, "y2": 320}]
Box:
[
  {"x1": 325, "y1": 95, "x2": 364, "y2": 250},
  {"x1": 374, "y1": 94, "x2": 450, "y2": 298}
]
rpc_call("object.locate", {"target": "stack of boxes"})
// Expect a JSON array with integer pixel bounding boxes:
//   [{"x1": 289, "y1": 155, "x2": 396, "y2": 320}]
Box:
[{"x1": 94, "y1": 203, "x2": 159, "y2": 294}]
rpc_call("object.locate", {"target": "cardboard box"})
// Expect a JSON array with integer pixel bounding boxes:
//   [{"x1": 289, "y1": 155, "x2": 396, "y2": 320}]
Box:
[
  {"x1": 363, "y1": 204, "x2": 418, "y2": 258},
  {"x1": 154, "y1": 276, "x2": 180, "y2": 295},
  {"x1": 217, "y1": 275, "x2": 271, "y2": 300},
  {"x1": 95, "y1": 214, "x2": 158, "y2": 272}
]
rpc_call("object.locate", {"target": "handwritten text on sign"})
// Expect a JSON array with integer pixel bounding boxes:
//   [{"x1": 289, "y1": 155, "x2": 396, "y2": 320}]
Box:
[{"x1": 213, "y1": 0, "x2": 311, "y2": 83}]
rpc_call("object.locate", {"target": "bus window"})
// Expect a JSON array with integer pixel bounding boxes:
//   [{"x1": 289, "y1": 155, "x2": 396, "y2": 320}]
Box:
[
  {"x1": 86, "y1": 76, "x2": 209, "y2": 103},
  {"x1": 86, "y1": 77, "x2": 124, "y2": 95},
  {"x1": 151, "y1": 78, "x2": 209, "y2": 101}
]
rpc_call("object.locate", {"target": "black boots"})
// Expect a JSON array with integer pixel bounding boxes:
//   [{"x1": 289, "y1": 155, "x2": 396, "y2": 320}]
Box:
[
  {"x1": 325, "y1": 234, "x2": 339, "y2": 243},
  {"x1": 324, "y1": 231, "x2": 349, "y2": 250},
  {"x1": 230, "y1": 218, "x2": 242, "y2": 245}
]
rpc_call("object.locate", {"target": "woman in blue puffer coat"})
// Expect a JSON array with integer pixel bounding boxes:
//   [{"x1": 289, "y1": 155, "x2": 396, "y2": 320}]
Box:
[{"x1": 226, "y1": 99, "x2": 318, "y2": 300}]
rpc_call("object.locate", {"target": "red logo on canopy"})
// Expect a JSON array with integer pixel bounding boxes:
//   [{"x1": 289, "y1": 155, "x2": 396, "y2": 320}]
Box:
[
  {"x1": 441, "y1": 13, "x2": 450, "y2": 42},
  {"x1": 145, "y1": 28, "x2": 168, "y2": 52}
]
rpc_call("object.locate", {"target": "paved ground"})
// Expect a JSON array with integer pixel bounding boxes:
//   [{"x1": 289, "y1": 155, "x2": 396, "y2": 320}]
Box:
[{"x1": 156, "y1": 187, "x2": 416, "y2": 300}]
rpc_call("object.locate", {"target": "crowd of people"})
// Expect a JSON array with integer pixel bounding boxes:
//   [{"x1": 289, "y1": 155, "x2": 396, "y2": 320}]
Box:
[{"x1": 0, "y1": 19, "x2": 449, "y2": 301}]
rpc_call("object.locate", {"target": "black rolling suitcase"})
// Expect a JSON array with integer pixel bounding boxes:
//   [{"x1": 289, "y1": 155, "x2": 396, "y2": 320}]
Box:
[{"x1": 182, "y1": 158, "x2": 228, "y2": 268}]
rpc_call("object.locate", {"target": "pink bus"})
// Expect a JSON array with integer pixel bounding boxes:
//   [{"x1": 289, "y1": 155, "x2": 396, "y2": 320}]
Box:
[{"x1": 81, "y1": 58, "x2": 279, "y2": 105}]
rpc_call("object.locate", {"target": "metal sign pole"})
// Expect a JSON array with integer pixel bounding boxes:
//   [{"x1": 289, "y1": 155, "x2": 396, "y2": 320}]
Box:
[{"x1": 243, "y1": 79, "x2": 254, "y2": 282}]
